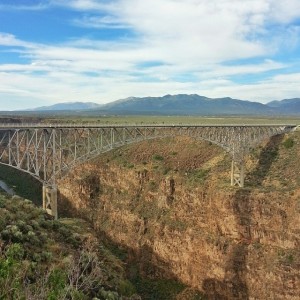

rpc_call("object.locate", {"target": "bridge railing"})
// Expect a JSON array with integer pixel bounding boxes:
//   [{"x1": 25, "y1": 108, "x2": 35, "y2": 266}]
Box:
[{"x1": 0, "y1": 123, "x2": 297, "y2": 129}]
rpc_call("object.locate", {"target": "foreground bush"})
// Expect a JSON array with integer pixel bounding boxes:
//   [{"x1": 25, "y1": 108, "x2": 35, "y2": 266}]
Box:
[{"x1": 0, "y1": 194, "x2": 140, "y2": 299}]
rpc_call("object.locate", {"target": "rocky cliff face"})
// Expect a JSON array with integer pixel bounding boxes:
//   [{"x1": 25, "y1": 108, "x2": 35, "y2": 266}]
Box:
[{"x1": 58, "y1": 134, "x2": 300, "y2": 299}]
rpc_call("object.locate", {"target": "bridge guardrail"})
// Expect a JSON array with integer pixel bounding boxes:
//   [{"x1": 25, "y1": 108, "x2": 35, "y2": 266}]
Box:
[{"x1": 0, "y1": 123, "x2": 297, "y2": 129}]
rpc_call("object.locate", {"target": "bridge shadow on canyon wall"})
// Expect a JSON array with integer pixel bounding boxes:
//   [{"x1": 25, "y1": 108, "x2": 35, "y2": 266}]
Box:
[{"x1": 202, "y1": 134, "x2": 284, "y2": 300}]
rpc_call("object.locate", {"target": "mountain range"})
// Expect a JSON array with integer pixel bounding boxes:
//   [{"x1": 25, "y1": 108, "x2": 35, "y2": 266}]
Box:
[
  {"x1": 30, "y1": 102, "x2": 102, "y2": 111},
  {"x1": 23, "y1": 95, "x2": 300, "y2": 115}
]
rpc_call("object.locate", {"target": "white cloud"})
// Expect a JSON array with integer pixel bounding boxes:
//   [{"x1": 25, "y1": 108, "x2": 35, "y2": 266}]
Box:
[
  {"x1": 51, "y1": 0, "x2": 112, "y2": 11},
  {"x1": 1, "y1": 63, "x2": 300, "y2": 110},
  {"x1": 0, "y1": 1, "x2": 49, "y2": 11},
  {"x1": 72, "y1": 15, "x2": 129, "y2": 29},
  {"x1": 198, "y1": 72, "x2": 300, "y2": 103},
  {"x1": 62, "y1": 0, "x2": 300, "y2": 64},
  {"x1": 269, "y1": 0, "x2": 300, "y2": 23},
  {"x1": 0, "y1": 33, "x2": 33, "y2": 48},
  {"x1": 195, "y1": 60, "x2": 287, "y2": 79},
  {"x1": 1, "y1": 0, "x2": 300, "y2": 110}
]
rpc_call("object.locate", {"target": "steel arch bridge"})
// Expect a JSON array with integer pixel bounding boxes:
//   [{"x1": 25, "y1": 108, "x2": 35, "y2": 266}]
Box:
[{"x1": 0, "y1": 123, "x2": 296, "y2": 218}]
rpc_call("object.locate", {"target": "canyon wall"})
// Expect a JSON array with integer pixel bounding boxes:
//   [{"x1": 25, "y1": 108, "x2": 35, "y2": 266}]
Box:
[{"x1": 59, "y1": 134, "x2": 300, "y2": 299}]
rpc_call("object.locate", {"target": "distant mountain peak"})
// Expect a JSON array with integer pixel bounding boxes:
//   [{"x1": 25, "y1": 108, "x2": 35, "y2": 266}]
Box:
[
  {"x1": 29, "y1": 101, "x2": 102, "y2": 111},
  {"x1": 266, "y1": 98, "x2": 300, "y2": 113}
]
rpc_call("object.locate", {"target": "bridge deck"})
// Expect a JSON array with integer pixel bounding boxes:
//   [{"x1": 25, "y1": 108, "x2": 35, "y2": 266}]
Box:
[{"x1": 0, "y1": 123, "x2": 297, "y2": 129}]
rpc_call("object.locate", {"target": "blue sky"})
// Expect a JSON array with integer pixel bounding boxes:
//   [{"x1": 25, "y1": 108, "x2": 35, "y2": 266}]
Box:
[{"x1": 0, "y1": 0, "x2": 300, "y2": 110}]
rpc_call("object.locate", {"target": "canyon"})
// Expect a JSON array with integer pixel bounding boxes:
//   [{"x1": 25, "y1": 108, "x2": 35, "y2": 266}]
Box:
[{"x1": 58, "y1": 132, "x2": 300, "y2": 299}]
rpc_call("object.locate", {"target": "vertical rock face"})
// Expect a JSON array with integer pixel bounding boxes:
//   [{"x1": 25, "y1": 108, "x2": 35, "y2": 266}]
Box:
[{"x1": 59, "y1": 135, "x2": 300, "y2": 299}]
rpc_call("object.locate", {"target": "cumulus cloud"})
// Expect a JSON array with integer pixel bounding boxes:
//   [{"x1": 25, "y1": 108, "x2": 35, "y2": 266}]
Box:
[
  {"x1": 0, "y1": 33, "x2": 33, "y2": 48},
  {"x1": 0, "y1": 0, "x2": 300, "y2": 109},
  {"x1": 60, "y1": 0, "x2": 300, "y2": 64}
]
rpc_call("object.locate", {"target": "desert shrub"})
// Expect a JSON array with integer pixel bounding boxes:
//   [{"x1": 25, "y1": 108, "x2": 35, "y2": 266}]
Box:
[
  {"x1": 0, "y1": 195, "x2": 139, "y2": 299},
  {"x1": 47, "y1": 269, "x2": 68, "y2": 300},
  {"x1": 167, "y1": 219, "x2": 187, "y2": 232},
  {"x1": 16, "y1": 220, "x2": 27, "y2": 233},
  {"x1": 152, "y1": 154, "x2": 164, "y2": 161},
  {"x1": 0, "y1": 244, "x2": 25, "y2": 299},
  {"x1": 0, "y1": 197, "x2": 5, "y2": 208},
  {"x1": 40, "y1": 251, "x2": 52, "y2": 262},
  {"x1": 39, "y1": 218, "x2": 52, "y2": 229},
  {"x1": 283, "y1": 137, "x2": 294, "y2": 149},
  {"x1": 30, "y1": 220, "x2": 40, "y2": 230},
  {"x1": 26, "y1": 230, "x2": 41, "y2": 246},
  {"x1": 134, "y1": 277, "x2": 185, "y2": 300},
  {"x1": 1, "y1": 229, "x2": 10, "y2": 240},
  {"x1": 118, "y1": 279, "x2": 137, "y2": 297},
  {"x1": 51, "y1": 220, "x2": 62, "y2": 231},
  {"x1": 149, "y1": 181, "x2": 158, "y2": 192},
  {"x1": 162, "y1": 167, "x2": 171, "y2": 175},
  {"x1": 6, "y1": 243, "x2": 25, "y2": 261},
  {"x1": 187, "y1": 168, "x2": 210, "y2": 185},
  {"x1": 58, "y1": 225, "x2": 71, "y2": 238},
  {"x1": 98, "y1": 288, "x2": 119, "y2": 300}
]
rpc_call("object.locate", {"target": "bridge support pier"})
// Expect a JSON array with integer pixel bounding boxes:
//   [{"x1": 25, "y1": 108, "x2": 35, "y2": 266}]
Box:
[
  {"x1": 231, "y1": 160, "x2": 245, "y2": 187},
  {"x1": 43, "y1": 184, "x2": 58, "y2": 219}
]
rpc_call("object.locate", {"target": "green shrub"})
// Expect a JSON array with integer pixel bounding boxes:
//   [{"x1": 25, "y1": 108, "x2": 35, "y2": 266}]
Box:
[
  {"x1": 39, "y1": 219, "x2": 52, "y2": 229},
  {"x1": 12, "y1": 230, "x2": 24, "y2": 242},
  {"x1": 17, "y1": 220, "x2": 27, "y2": 233},
  {"x1": 47, "y1": 269, "x2": 67, "y2": 299},
  {"x1": 0, "y1": 195, "x2": 139, "y2": 299},
  {"x1": 30, "y1": 220, "x2": 40, "y2": 230},
  {"x1": 0, "y1": 198, "x2": 5, "y2": 208},
  {"x1": 134, "y1": 277, "x2": 185, "y2": 300},
  {"x1": 188, "y1": 168, "x2": 210, "y2": 185},
  {"x1": 58, "y1": 226, "x2": 71, "y2": 238},
  {"x1": 6, "y1": 243, "x2": 24, "y2": 261},
  {"x1": 41, "y1": 251, "x2": 52, "y2": 262},
  {"x1": 1, "y1": 229, "x2": 10, "y2": 240},
  {"x1": 287, "y1": 254, "x2": 294, "y2": 264},
  {"x1": 162, "y1": 167, "x2": 171, "y2": 175},
  {"x1": 152, "y1": 154, "x2": 164, "y2": 161},
  {"x1": 118, "y1": 279, "x2": 137, "y2": 297},
  {"x1": 167, "y1": 219, "x2": 187, "y2": 232},
  {"x1": 31, "y1": 253, "x2": 42, "y2": 262},
  {"x1": 98, "y1": 288, "x2": 119, "y2": 300},
  {"x1": 0, "y1": 244, "x2": 24, "y2": 291},
  {"x1": 51, "y1": 220, "x2": 62, "y2": 231},
  {"x1": 283, "y1": 137, "x2": 294, "y2": 149},
  {"x1": 149, "y1": 181, "x2": 157, "y2": 192}
]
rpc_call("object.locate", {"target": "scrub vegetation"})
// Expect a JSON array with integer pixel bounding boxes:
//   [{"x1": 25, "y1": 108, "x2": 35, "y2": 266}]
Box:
[{"x1": 0, "y1": 193, "x2": 140, "y2": 300}]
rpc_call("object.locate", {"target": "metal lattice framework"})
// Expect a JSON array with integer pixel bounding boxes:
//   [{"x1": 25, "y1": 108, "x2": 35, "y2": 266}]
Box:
[{"x1": 0, "y1": 123, "x2": 296, "y2": 218}]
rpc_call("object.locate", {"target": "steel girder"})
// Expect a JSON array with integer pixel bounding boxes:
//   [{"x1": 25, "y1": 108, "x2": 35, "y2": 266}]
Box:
[{"x1": 0, "y1": 124, "x2": 295, "y2": 185}]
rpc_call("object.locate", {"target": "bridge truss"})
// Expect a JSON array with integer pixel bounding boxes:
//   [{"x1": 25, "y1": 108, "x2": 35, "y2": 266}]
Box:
[{"x1": 0, "y1": 124, "x2": 295, "y2": 218}]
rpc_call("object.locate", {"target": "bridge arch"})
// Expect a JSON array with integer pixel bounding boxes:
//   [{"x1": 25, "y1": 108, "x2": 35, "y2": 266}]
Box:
[{"x1": 0, "y1": 123, "x2": 295, "y2": 218}]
